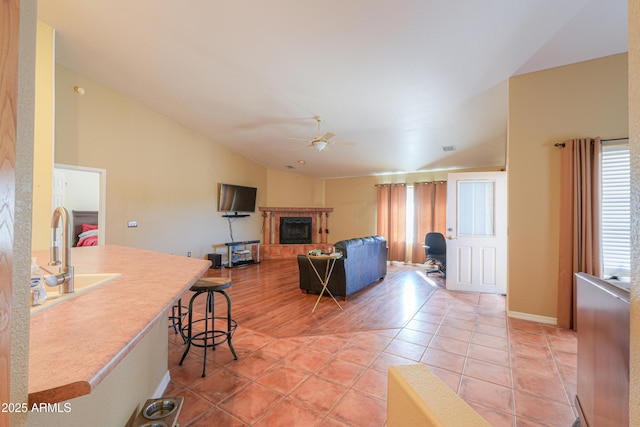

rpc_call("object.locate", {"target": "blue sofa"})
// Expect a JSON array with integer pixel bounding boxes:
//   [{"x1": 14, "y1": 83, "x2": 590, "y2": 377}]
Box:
[{"x1": 297, "y1": 235, "x2": 388, "y2": 297}]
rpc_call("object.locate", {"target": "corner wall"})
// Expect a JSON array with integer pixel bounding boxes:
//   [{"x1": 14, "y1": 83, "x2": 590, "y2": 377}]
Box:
[
  {"x1": 265, "y1": 169, "x2": 325, "y2": 207},
  {"x1": 52, "y1": 65, "x2": 268, "y2": 258},
  {"x1": 507, "y1": 53, "x2": 628, "y2": 320}
]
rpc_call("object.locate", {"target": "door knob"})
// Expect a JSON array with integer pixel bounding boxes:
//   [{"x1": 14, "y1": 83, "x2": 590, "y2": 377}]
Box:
[{"x1": 446, "y1": 235, "x2": 457, "y2": 240}]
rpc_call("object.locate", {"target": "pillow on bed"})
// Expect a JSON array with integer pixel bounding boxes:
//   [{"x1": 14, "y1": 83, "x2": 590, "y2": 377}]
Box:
[
  {"x1": 82, "y1": 223, "x2": 98, "y2": 233},
  {"x1": 78, "y1": 229, "x2": 98, "y2": 240},
  {"x1": 78, "y1": 228, "x2": 99, "y2": 246}
]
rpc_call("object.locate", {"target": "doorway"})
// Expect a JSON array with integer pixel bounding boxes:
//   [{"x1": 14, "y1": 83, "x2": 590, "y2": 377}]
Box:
[
  {"x1": 54, "y1": 164, "x2": 107, "y2": 245},
  {"x1": 445, "y1": 171, "x2": 507, "y2": 294}
]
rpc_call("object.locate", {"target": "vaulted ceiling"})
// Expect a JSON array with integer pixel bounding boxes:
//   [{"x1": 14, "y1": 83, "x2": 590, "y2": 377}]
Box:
[{"x1": 37, "y1": 0, "x2": 628, "y2": 178}]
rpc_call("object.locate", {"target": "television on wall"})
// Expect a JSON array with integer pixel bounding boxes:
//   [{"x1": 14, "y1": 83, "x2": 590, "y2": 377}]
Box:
[{"x1": 217, "y1": 183, "x2": 257, "y2": 213}]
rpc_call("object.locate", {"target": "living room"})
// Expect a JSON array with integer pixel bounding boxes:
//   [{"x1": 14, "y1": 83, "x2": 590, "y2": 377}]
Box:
[
  {"x1": 32, "y1": 25, "x2": 628, "y2": 328},
  {"x1": 8, "y1": 1, "x2": 639, "y2": 426}
]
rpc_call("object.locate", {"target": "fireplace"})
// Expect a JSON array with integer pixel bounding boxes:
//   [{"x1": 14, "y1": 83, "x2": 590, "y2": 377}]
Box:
[
  {"x1": 258, "y1": 207, "x2": 333, "y2": 259},
  {"x1": 280, "y1": 217, "x2": 313, "y2": 244}
]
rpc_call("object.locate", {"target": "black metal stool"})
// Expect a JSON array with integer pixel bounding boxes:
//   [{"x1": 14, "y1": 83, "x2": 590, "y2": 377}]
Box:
[
  {"x1": 168, "y1": 299, "x2": 188, "y2": 338},
  {"x1": 179, "y1": 277, "x2": 238, "y2": 377}
]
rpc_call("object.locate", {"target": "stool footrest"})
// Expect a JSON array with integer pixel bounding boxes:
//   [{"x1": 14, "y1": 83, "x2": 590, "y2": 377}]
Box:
[{"x1": 180, "y1": 317, "x2": 238, "y2": 349}]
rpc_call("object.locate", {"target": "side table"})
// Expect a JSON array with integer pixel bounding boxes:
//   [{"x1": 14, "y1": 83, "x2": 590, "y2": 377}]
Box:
[{"x1": 306, "y1": 253, "x2": 344, "y2": 313}]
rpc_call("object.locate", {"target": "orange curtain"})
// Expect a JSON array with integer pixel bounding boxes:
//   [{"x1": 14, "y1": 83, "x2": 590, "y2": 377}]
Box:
[
  {"x1": 557, "y1": 137, "x2": 601, "y2": 329},
  {"x1": 411, "y1": 181, "x2": 447, "y2": 263},
  {"x1": 433, "y1": 181, "x2": 447, "y2": 234},
  {"x1": 377, "y1": 184, "x2": 407, "y2": 262}
]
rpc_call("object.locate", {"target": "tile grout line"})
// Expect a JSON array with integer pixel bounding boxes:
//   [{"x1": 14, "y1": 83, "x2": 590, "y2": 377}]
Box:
[
  {"x1": 542, "y1": 328, "x2": 579, "y2": 419},
  {"x1": 505, "y1": 315, "x2": 518, "y2": 427}
]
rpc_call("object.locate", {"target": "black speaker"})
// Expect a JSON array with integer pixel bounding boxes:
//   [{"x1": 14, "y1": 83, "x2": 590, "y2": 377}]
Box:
[{"x1": 207, "y1": 253, "x2": 222, "y2": 269}]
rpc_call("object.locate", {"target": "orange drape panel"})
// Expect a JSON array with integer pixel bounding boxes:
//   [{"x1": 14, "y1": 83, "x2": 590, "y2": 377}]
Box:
[
  {"x1": 411, "y1": 181, "x2": 447, "y2": 263},
  {"x1": 412, "y1": 183, "x2": 434, "y2": 263},
  {"x1": 557, "y1": 138, "x2": 601, "y2": 330},
  {"x1": 377, "y1": 184, "x2": 407, "y2": 262},
  {"x1": 433, "y1": 182, "x2": 447, "y2": 234},
  {"x1": 376, "y1": 185, "x2": 390, "y2": 239}
]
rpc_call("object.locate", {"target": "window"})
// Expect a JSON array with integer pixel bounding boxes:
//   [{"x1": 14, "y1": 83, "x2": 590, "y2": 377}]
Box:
[
  {"x1": 458, "y1": 181, "x2": 495, "y2": 236},
  {"x1": 601, "y1": 142, "x2": 630, "y2": 279}
]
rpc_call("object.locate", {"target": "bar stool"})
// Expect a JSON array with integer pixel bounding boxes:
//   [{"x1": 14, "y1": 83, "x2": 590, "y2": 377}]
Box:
[
  {"x1": 168, "y1": 299, "x2": 188, "y2": 338},
  {"x1": 179, "y1": 277, "x2": 238, "y2": 377}
]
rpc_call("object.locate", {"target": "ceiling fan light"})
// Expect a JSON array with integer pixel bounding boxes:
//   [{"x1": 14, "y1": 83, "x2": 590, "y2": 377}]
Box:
[{"x1": 315, "y1": 141, "x2": 328, "y2": 151}]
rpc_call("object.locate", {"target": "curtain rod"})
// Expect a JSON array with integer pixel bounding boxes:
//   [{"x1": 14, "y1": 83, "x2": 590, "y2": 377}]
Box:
[
  {"x1": 375, "y1": 181, "x2": 446, "y2": 187},
  {"x1": 554, "y1": 137, "x2": 629, "y2": 148}
]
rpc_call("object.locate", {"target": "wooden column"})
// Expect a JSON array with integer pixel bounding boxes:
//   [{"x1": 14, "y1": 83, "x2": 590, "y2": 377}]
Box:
[
  {"x1": 320, "y1": 212, "x2": 328, "y2": 244},
  {"x1": 262, "y1": 210, "x2": 272, "y2": 244},
  {"x1": 0, "y1": 0, "x2": 20, "y2": 425}
]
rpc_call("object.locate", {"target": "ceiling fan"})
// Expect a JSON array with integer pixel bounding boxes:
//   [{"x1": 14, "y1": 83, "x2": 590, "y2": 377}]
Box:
[{"x1": 291, "y1": 116, "x2": 355, "y2": 152}]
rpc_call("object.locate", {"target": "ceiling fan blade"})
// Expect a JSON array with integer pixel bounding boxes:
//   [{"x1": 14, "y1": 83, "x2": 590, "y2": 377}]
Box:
[
  {"x1": 289, "y1": 137, "x2": 310, "y2": 142},
  {"x1": 322, "y1": 132, "x2": 335, "y2": 141},
  {"x1": 292, "y1": 144, "x2": 310, "y2": 151}
]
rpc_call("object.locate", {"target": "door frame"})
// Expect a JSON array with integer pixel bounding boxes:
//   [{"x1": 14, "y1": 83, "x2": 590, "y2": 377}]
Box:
[
  {"x1": 446, "y1": 171, "x2": 507, "y2": 294},
  {"x1": 54, "y1": 163, "x2": 107, "y2": 245}
]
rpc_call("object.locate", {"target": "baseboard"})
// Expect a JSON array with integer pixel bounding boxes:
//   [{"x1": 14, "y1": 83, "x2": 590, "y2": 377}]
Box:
[
  {"x1": 507, "y1": 310, "x2": 557, "y2": 325},
  {"x1": 151, "y1": 370, "x2": 171, "y2": 398}
]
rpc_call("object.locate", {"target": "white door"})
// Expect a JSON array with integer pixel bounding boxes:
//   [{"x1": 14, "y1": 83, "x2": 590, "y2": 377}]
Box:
[{"x1": 446, "y1": 171, "x2": 507, "y2": 294}]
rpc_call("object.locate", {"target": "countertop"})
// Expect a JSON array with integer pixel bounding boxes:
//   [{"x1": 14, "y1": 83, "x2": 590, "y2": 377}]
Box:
[{"x1": 28, "y1": 245, "x2": 211, "y2": 404}]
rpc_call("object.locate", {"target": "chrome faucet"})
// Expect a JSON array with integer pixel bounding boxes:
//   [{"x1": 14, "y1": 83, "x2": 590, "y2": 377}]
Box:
[{"x1": 46, "y1": 206, "x2": 75, "y2": 293}]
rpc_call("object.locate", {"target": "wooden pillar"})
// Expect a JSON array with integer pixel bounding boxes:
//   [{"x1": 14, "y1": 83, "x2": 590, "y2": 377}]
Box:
[
  {"x1": 262, "y1": 210, "x2": 271, "y2": 244},
  {"x1": 320, "y1": 212, "x2": 328, "y2": 244}
]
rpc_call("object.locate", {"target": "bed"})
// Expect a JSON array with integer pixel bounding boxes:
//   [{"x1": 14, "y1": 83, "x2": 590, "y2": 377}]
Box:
[{"x1": 72, "y1": 210, "x2": 99, "y2": 247}]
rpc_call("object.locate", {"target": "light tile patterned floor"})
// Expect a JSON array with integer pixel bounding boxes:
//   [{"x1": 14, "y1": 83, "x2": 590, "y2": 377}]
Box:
[{"x1": 164, "y1": 288, "x2": 578, "y2": 426}]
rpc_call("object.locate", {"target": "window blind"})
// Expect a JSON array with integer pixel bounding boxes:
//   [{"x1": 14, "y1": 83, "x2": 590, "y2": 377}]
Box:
[{"x1": 601, "y1": 144, "x2": 630, "y2": 278}]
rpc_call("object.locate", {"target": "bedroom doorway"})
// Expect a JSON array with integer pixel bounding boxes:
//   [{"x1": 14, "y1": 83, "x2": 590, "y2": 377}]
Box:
[{"x1": 54, "y1": 164, "x2": 107, "y2": 246}]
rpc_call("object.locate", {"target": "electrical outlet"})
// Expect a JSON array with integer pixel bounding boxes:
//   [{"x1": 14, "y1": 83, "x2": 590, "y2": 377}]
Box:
[
  {"x1": 187, "y1": 252, "x2": 191, "y2": 257},
  {"x1": 127, "y1": 220, "x2": 138, "y2": 228}
]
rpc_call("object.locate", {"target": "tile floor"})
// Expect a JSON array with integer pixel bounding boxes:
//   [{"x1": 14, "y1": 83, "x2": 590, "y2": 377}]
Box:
[{"x1": 164, "y1": 288, "x2": 578, "y2": 426}]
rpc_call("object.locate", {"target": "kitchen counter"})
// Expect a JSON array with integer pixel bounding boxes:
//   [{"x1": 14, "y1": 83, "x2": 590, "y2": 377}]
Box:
[{"x1": 28, "y1": 245, "x2": 210, "y2": 404}]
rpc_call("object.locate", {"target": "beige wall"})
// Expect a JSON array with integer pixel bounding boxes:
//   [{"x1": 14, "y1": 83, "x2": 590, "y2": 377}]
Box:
[
  {"x1": 325, "y1": 167, "x2": 502, "y2": 243},
  {"x1": 31, "y1": 21, "x2": 54, "y2": 251},
  {"x1": 507, "y1": 53, "x2": 629, "y2": 321},
  {"x1": 53, "y1": 65, "x2": 269, "y2": 258},
  {"x1": 629, "y1": 0, "x2": 639, "y2": 423},
  {"x1": 265, "y1": 169, "x2": 325, "y2": 207}
]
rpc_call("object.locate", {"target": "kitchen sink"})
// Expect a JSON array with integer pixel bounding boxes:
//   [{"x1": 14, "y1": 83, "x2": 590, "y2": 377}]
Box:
[{"x1": 30, "y1": 273, "x2": 122, "y2": 315}]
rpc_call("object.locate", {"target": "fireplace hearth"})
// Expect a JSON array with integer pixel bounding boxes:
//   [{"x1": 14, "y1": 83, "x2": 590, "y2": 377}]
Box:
[{"x1": 280, "y1": 217, "x2": 312, "y2": 244}]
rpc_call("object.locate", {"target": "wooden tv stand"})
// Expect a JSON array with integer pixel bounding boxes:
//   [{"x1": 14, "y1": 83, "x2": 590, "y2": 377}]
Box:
[{"x1": 225, "y1": 240, "x2": 260, "y2": 268}]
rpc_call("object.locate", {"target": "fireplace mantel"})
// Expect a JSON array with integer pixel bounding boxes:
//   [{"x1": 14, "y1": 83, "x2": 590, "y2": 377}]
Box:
[{"x1": 259, "y1": 207, "x2": 333, "y2": 245}]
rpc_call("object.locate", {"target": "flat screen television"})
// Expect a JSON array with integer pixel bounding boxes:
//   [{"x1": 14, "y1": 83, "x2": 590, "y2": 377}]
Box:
[{"x1": 217, "y1": 183, "x2": 257, "y2": 213}]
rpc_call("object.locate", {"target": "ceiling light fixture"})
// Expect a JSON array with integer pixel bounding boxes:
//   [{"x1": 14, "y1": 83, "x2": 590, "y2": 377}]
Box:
[{"x1": 314, "y1": 141, "x2": 328, "y2": 151}]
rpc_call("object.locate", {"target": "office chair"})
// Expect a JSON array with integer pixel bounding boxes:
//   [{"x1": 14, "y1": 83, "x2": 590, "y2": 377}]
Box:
[{"x1": 424, "y1": 232, "x2": 446, "y2": 278}]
